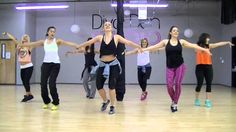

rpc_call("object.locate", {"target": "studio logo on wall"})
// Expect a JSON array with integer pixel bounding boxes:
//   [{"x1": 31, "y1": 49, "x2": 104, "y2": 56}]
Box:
[
  {"x1": 91, "y1": 14, "x2": 160, "y2": 30},
  {"x1": 91, "y1": 14, "x2": 161, "y2": 44}
]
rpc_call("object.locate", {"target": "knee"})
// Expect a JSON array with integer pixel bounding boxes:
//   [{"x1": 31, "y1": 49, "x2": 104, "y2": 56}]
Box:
[{"x1": 49, "y1": 82, "x2": 56, "y2": 88}]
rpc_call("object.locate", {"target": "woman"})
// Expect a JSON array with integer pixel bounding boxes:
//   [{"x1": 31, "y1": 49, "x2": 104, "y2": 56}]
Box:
[
  {"x1": 18, "y1": 26, "x2": 78, "y2": 111},
  {"x1": 76, "y1": 21, "x2": 141, "y2": 115},
  {"x1": 125, "y1": 38, "x2": 153, "y2": 101},
  {"x1": 194, "y1": 33, "x2": 234, "y2": 108},
  {"x1": 5, "y1": 32, "x2": 34, "y2": 102},
  {"x1": 66, "y1": 37, "x2": 98, "y2": 99},
  {"x1": 143, "y1": 26, "x2": 211, "y2": 112}
]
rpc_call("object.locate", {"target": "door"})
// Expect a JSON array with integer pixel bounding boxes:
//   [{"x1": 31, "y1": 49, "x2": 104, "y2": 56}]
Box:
[{"x1": 0, "y1": 39, "x2": 16, "y2": 84}]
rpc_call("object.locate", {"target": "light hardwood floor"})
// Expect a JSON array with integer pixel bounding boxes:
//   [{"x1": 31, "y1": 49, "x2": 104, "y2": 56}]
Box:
[{"x1": 0, "y1": 84, "x2": 236, "y2": 132}]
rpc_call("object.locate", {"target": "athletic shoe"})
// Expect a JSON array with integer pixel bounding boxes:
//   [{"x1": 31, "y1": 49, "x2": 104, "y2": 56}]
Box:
[
  {"x1": 101, "y1": 100, "x2": 110, "y2": 111},
  {"x1": 108, "y1": 106, "x2": 115, "y2": 115},
  {"x1": 194, "y1": 99, "x2": 201, "y2": 106}
]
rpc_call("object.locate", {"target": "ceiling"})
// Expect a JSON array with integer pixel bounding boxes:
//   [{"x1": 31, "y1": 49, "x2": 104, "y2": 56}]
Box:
[{"x1": 0, "y1": 0, "x2": 220, "y2": 4}]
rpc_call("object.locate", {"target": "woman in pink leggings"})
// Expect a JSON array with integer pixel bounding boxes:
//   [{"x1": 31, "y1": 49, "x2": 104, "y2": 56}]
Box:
[{"x1": 144, "y1": 26, "x2": 211, "y2": 112}]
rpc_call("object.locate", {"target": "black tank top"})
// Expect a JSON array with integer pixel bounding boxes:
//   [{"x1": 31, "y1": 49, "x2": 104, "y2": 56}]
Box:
[
  {"x1": 165, "y1": 40, "x2": 184, "y2": 68},
  {"x1": 99, "y1": 36, "x2": 117, "y2": 58},
  {"x1": 84, "y1": 52, "x2": 97, "y2": 67}
]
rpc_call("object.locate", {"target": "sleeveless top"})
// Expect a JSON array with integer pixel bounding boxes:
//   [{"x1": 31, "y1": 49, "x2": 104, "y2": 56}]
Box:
[
  {"x1": 165, "y1": 40, "x2": 184, "y2": 68},
  {"x1": 43, "y1": 38, "x2": 60, "y2": 63},
  {"x1": 196, "y1": 49, "x2": 212, "y2": 65},
  {"x1": 137, "y1": 51, "x2": 150, "y2": 66},
  {"x1": 99, "y1": 35, "x2": 117, "y2": 58}
]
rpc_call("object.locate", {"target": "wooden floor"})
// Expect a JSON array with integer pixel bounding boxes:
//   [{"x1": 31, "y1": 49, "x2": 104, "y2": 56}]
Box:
[{"x1": 0, "y1": 84, "x2": 236, "y2": 132}]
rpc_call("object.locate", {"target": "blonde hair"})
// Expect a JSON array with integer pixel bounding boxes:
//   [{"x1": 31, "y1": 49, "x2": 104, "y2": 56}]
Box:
[{"x1": 21, "y1": 34, "x2": 30, "y2": 43}]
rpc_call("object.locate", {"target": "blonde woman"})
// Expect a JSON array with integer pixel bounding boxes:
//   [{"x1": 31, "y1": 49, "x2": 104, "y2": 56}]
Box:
[{"x1": 5, "y1": 32, "x2": 34, "y2": 102}]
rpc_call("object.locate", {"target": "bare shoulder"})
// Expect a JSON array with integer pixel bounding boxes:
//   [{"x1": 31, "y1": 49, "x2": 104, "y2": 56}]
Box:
[
  {"x1": 179, "y1": 39, "x2": 186, "y2": 43},
  {"x1": 95, "y1": 35, "x2": 103, "y2": 42},
  {"x1": 162, "y1": 39, "x2": 169, "y2": 45}
]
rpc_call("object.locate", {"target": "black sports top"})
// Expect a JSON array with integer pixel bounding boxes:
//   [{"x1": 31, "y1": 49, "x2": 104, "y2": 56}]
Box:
[
  {"x1": 165, "y1": 40, "x2": 184, "y2": 68},
  {"x1": 99, "y1": 36, "x2": 117, "y2": 58}
]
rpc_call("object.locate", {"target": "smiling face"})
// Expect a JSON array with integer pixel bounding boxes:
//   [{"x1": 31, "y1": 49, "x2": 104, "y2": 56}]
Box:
[
  {"x1": 169, "y1": 27, "x2": 179, "y2": 39},
  {"x1": 141, "y1": 39, "x2": 148, "y2": 48},
  {"x1": 103, "y1": 21, "x2": 112, "y2": 32},
  {"x1": 47, "y1": 28, "x2": 56, "y2": 39}
]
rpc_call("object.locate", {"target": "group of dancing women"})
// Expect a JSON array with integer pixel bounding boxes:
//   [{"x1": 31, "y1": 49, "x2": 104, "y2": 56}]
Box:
[{"x1": 4, "y1": 21, "x2": 234, "y2": 114}]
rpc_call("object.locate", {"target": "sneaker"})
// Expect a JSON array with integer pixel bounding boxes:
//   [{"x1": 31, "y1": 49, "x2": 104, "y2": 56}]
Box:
[
  {"x1": 51, "y1": 104, "x2": 59, "y2": 111},
  {"x1": 140, "y1": 91, "x2": 148, "y2": 101},
  {"x1": 170, "y1": 104, "x2": 178, "y2": 112},
  {"x1": 108, "y1": 106, "x2": 115, "y2": 115},
  {"x1": 21, "y1": 95, "x2": 34, "y2": 102},
  {"x1": 194, "y1": 99, "x2": 201, "y2": 106},
  {"x1": 205, "y1": 99, "x2": 212, "y2": 108},
  {"x1": 101, "y1": 100, "x2": 110, "y2": 111},
  {"x1": 42, "y1": 104, "x2": 50, "y2": 109}
]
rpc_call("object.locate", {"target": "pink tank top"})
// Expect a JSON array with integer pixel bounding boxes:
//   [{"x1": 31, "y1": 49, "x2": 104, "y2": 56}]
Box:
[{"x1": 18, "y1": 47, "x2": 31, "y2": 63}]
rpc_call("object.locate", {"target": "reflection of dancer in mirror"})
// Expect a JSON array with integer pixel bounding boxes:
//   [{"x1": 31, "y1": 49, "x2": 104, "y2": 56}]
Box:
[
  {"x1": 76, "y1": 21, "x2": 141, "y2": 114},
  {"x1": 18, "y1": 26, "x2": 78, "y2": 111},
  {"x1": 5, "y1": 32, "x2": 34, "y2": 102},
  {"x1": 194, "y1": 33, "x2": 234, "y2": 108},
  {"x1": 66, "y1": 37, "x2": 99, "y2": 99},
  {"x1": 143, "y1": 26, "x2": 211, "y2": 112}
]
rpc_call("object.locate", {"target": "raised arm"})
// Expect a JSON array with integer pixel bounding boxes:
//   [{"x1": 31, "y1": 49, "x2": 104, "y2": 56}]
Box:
[
  {"x1": 180, "y1": 39, "x2": 211, "y2": 55},
  {"x1": 209, "y1": 41, "x2": 234, "y2": 49},
  {"x1": 143, "y1": 40, "x2": 166, "y2": 52},
  {"x1": 77, "y1": 35, "x2": 101, "y2": 49},
  {"x1": 115, "y1": 35, "x2": 141, "y2": 49},
  {"x1": 5, "y1": 32, "x2": 19, "y2": 44}
]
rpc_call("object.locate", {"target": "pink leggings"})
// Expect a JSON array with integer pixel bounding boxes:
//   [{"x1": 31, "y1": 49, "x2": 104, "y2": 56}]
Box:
[{"x1": 166, "y1": 64, "x2": 186, "y2": 104}]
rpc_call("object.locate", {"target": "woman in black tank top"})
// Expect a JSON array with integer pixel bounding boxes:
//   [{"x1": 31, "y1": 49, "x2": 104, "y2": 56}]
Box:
[
  {"x1": 143, "y1": 26, "x2": 211, "y2": 112},
  {"x1": 76, "y1": 21, "x2": 141, "y2": 115},
  {"x1": 65, "y1": 37, "x2": 98, "y2": 99}
]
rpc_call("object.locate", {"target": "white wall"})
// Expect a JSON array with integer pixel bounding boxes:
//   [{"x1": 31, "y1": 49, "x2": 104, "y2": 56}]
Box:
[{"x1": 214, "y1": 22, "x2": 236, "y2": 86}]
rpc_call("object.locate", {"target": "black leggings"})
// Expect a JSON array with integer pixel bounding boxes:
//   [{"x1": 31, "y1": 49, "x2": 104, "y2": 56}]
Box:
[
  {"x1": 137, "y1": 67, "x2": 152, "y2": 92},
  {"x1": 41, "y1": 63, "x2": 60, "y2": 105},
  {"x1": 96, "y1": 64, "x2": 120, "y2": 90},
  {"x1": 20, "y1": 66, "x2": 33, "y2": 92},
  {"x1": 195, "y1": 65, "x2": 213, "y2": 92}
]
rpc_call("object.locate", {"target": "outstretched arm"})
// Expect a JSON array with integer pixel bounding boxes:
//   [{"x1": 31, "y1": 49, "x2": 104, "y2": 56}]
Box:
[
  {"x1": 125, "y1": 48, "x2": 139, "y2": 56},
  {"x1": 65, "y1": 48, "x2": 85, "y2": 56},
  {"x1": 115, "y1": 35, "x2": 141, "y2": 49},
  {"x1": 143, "y1": 40, "x2": 166, "y2": 52},
  {"x1": 77, "y1": 35, "x2": 101, "y2": 49},
  {"x1": 18, "y1": 40, "x2": 44, "y2": 48},
  {"x1": 57, "y1": 39, "x2": 78, "y2": 48},
  {"x1": 180, "y1": 39, "x2": 211, "y2": 55},
  {"x1": 209, "y1": 41, "x2": 234, "y2": 49}
]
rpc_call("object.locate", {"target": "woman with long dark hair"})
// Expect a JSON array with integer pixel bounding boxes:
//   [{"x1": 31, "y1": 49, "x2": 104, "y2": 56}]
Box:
[
  {"x1": 143, "y1": 26, "x2": 211, "y2": 112},
  {"x1": 194, "y1": 33, "x2": 234, "y2": 107},
  {"x1": 66, "y1": 37, "x2": 98, "y2": 99}
]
